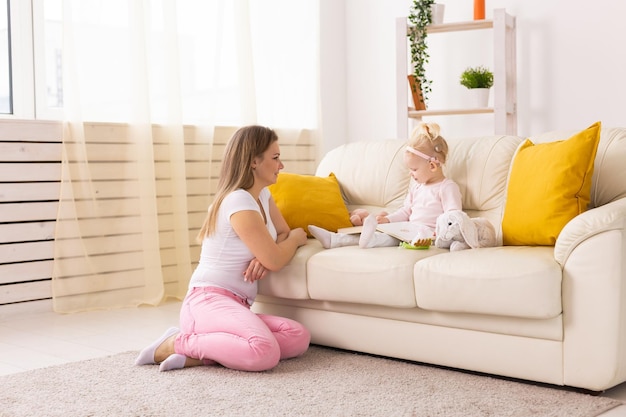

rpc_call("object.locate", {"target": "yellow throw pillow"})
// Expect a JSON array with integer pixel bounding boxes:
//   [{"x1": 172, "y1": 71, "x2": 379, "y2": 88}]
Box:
[
  {"x1": 502, "y1": 121, "x2": 601, "y2": 246},
  {"x1": 268, "y1": 172, "x2": 353, "y2": 237}
]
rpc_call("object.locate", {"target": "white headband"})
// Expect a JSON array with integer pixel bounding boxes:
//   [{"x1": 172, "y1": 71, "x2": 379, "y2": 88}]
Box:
[{"x1": 405, "y1": 146, "x2": 440, "y2": 164}]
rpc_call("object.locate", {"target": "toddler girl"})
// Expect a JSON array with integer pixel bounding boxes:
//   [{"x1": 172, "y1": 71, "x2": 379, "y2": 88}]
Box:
[{"x1": 309, "y1": 122, "x2": 462, "y2": 249}]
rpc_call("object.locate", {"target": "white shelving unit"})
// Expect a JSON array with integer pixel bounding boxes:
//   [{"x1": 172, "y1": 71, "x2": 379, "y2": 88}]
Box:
[{"x1": 396, "y1": 9, "x2": 517, "y2": 138}]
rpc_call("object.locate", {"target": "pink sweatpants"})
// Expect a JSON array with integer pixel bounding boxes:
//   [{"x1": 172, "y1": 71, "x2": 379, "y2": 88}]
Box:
[{"x1": 174, "y1": 286, "x2": 310, "y2": 371}]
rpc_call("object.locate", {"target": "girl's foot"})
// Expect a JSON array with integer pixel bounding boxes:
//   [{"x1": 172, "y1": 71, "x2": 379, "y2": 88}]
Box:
[
  {"x1": 309, "y1": 225, "x2": 360, "y2": 248},
  {"x1": 134, "y1": 327, "x2": 179, "y2": 366},
  {"x1": 359, "y1": 215, "x2": 378, "y2": 248},
  {"x1": 308, "y1": 225, "x2": 332, "y2": 248}
]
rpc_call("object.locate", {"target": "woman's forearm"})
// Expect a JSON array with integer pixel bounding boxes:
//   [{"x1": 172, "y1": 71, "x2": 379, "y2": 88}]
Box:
[{"x1": 276, "y1": 231, "x2": 290, "y2": 243}]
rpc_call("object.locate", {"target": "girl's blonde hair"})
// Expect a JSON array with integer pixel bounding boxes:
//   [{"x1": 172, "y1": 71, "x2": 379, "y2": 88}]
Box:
[
  {"x1": 408, "y1": 122, "x2": 449, "y2": 164},
  {"x1": 196, "y1": 125, "x2": 278, "y2": 242}
]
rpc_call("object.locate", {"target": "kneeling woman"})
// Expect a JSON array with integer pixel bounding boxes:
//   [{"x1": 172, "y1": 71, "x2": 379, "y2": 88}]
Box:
[{"x1": 136, "y1": 125, "x2": 310, "y2": 372}]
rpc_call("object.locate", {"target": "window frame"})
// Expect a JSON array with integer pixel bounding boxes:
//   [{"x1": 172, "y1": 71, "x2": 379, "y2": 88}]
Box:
[
  {"x1": 2, "y1": 0, "x2": 35, "y2": 119},
  {"x1": 3, "y1": 0, "x2": 63, "y2": 120},
  {"x1": 32, "y1": 0, "x2": 62, "y2": 120}
]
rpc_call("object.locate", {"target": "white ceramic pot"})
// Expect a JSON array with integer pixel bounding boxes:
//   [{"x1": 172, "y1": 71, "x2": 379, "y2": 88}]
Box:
[
  {"x1": 431, "y1": 4, "x2": 445, "y2": 25},
  {"x1": 470, "y1": 88, "x2": 490, "y2": 108}
]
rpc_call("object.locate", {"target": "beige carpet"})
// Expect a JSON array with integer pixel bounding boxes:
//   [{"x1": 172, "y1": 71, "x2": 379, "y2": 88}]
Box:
[{"x1": 0, "y1": 345, "x2": 621, "y2": 417}]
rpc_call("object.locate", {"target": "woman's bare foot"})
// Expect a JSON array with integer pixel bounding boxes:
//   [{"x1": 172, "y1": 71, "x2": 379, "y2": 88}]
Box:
[{"x1": 186, "y1": 357, "x2": 205, "y2": 367}]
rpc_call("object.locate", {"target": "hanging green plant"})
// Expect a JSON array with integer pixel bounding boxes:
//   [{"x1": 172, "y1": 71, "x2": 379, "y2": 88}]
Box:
[{"x1": 408, "y1": 0, "x2": 435, "y2": 106}]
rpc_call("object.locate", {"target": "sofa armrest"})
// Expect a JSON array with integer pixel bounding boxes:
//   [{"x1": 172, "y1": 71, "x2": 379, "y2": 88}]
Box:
[
  {"x1": 557, "y1": 197, "x2": 626, "y2": 390},
  {"x1": 554, "y1": 198, "x2": 626, "y2": 266}
]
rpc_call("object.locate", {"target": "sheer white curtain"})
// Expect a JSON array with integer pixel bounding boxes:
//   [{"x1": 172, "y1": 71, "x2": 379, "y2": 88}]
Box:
[{"x1": 52, "y1": 0, "x2": 319, "y2": 312}]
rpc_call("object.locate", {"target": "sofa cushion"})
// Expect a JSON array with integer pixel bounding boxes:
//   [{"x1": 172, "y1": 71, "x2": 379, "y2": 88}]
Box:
[
  {"x1": 307, "y1": 246, "x2": 448, "y2": 308},
  {"x1": 268, "y1": 172, "x2": 352, "y2": 237},
  {"x1": 413, "y1": 246, "x2": 562, "y2": 319},
  {"x1": 259, "y1": 239, "x2": 326, "y2": 300},
  {"x1": 502, "y1": 122, "x2": 601, "y2": 246}
]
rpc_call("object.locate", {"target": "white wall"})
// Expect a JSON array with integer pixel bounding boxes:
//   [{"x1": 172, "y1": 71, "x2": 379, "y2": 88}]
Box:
[
  {"x1": 321, "y1": 0, "x2": 626, "y2": 146},
  {"x1": 318, "y1": 0, "x2": 348, "y2": 156}
]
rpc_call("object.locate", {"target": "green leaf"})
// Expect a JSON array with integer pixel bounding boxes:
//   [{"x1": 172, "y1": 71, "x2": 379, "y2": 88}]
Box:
[{"x1": 407, "y1": 0, "x2": 436, "y2": 104}]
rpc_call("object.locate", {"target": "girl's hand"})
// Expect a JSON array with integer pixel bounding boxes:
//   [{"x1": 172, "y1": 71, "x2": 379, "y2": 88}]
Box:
[
  {"x1": 376, "y1": 211, "x2": 390, "y2": 223},
  {"x1": 243, "y1": 258, "x2": 269, "y2": 283}
]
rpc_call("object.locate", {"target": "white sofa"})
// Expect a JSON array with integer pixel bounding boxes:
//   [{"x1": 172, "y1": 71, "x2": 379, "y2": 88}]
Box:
[{"x1": 252, "y1": 126, "x2": 626, "y2": 392}]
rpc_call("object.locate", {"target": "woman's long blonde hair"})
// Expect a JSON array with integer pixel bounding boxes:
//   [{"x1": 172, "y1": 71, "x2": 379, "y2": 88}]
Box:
[
  {"x1": 196, "y1": 125, "x2": 278, "y2": 242},
  {"x1": 408, "y1": 122, "x2": 449, "y2": 163}
]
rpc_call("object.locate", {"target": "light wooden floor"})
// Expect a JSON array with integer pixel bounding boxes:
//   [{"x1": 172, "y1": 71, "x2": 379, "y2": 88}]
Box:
[
  {"x1": 1, "y1": 300, "x2": 625, "y2": 416},
  {"x1": 0, "y1": 300, "x2": 181, "y2": 375}
]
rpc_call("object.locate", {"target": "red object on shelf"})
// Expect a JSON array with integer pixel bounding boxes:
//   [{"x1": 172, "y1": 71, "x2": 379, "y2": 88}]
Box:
[{"x1": 473, "y1": 0, "x2": 485, "y2": 20}]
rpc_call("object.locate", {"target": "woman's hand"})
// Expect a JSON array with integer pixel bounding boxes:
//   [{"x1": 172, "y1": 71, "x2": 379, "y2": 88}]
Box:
[
  {"x1": 243, "y1": 258, "x2": 269, "y2": 283},
  {"x1": 289, "y1": 228, "x2": 308, "y2": 247}
]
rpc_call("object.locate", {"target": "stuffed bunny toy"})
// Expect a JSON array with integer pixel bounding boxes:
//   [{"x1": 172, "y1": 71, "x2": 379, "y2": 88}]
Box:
[{"x1": 435, "y1": 210, "x2": 497, "y2": 251}]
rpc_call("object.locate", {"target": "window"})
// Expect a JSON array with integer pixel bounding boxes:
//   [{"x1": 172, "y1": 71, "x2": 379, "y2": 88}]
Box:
[
  {"x1": 1, "y1": 0, "x2": 10, "y2": 114},
  {"x1": 25, "y1": 0, "x2": 318, "y2": 128}
]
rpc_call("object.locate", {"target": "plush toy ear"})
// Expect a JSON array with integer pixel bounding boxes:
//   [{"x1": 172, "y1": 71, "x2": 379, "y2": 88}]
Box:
[{"x1": 458, "y1": 211, "x2": 480, "y2": 249}]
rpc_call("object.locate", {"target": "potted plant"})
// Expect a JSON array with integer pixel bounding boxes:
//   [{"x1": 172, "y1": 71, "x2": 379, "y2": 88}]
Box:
[
  {"x1": 459, "y1": 65, "x2": 494, "y2": 108},
  {"x1": 407, "y1": 0, "x2": 435, "y2": 110}
]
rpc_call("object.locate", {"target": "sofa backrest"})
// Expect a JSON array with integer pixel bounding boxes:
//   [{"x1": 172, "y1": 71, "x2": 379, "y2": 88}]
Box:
[
  {"x1": 315, "y1": 135, "x2": 523, "y2": 232},
  {"x1": 529, "y1": 126, "x2": 626, "y2": 209},
  {"x1": 315, "y1": 126, "x2": 626, "y2": 236},
  {"x1": 444, "y1": 135, "x2": 523, "y2": 228},
  {"x1": 315, "y1": 139, "x2": 409, "y2": 212}
]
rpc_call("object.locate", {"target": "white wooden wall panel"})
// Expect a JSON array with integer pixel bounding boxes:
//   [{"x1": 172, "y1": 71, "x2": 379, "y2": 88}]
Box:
[
  {"x1": 0, "y1": 220, "x2": 56, "y2": 243},
  {"x1": 0, "y1": 120, "x2": 316, "y2": 315},
  {"x1": 0, "y1": 281, "x2": 52, "y2": 304},
  {"x1": 0, "y1": 260, "x2": 53, "y2": 284},
  {"x1": 0, "y1": 182, "x2": 61, "y2": 201},
  {"x1": 0, "y1": 241, "x2": 55, "y2": 264},
  {"x1": 0, "y1": 163, "x2": 61, "y2": 181},
  {"x1": 0, "y1": 120, "x2": 62, "y2": 314},
  {"x1": 1, "y1": 202, "x2": 58, "y2": 222}
]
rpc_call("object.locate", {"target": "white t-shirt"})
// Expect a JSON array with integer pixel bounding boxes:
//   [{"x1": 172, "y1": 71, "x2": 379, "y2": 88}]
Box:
[
  {"x1": 188, "y1": 188, "x2": 277, "y2": 304},
  {"x1": 385, "y1": 178, "x2": 462, "y2": 229}
]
